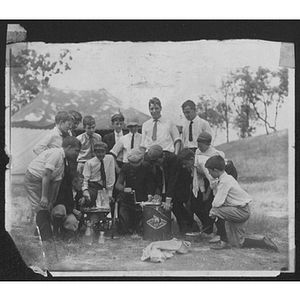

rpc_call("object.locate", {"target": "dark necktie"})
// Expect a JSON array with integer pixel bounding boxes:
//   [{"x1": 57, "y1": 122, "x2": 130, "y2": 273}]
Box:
[
  {"x1": 131, "y1": 133, "x2": 135, "y2": 149},
  {"x1": 189, "y1": 121, "x2": 193, "y2": 142},
  {"x1": 100, "y1": 160, "x2": 106, "y2": 189},
  {"x1": 89, "y1": 136, "x2": 94, "y2": 156},
  {"x1": 64, "y1": 158, "x2": 71, "y2": 184},
  {"x1": 152, "y1": 119, "x2": 158, "y2": 141}
]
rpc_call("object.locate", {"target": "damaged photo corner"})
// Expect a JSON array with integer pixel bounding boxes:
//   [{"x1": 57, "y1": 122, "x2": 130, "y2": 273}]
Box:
[{"x1": 4, "y1": 22, "x2": 295, "y2": 278}]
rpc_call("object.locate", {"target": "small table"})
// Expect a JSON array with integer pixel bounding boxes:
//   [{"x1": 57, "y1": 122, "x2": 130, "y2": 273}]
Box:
[{"x1": 80, "y1": 206, "x2": 117, "y2": 240}]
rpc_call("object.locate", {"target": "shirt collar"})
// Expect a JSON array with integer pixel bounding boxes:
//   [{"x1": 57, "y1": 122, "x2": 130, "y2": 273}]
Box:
[
  {"x1": 115, "y1": 131, "x2": 123, "y2": 137},
  {"x1": 54, "y1": 126, "x2": 63, "y2": 136}
]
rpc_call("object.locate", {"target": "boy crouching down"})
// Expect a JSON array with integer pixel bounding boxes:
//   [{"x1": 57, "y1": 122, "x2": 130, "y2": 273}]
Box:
[
  {"x1": 205, "y1": 155, "x2": 279, "y2": 252},
  {"x1": 51, "y1": 173, "x2": 89, "y2": 242}
]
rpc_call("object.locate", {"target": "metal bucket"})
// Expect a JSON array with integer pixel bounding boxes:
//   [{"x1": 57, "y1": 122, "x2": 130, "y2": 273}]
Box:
[{"x1": 142, "y1": 204, "x2": 171, "y2": 241}]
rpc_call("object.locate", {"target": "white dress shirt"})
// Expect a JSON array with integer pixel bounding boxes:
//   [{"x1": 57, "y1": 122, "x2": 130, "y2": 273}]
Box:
[
  {"x1": 212, "y1": 172, "x2": 252, "y2": 208},
  {"x1": 82, "y1": 155, "x2": 115, "y2": 197},
  {"x1": 33, "y1": 126, "x2": 64, "y2": 156},
  {"x1": 28, "y1": 147, "x2": 65, "y2": 181},
  {"x1": 182, "y1": 115, "x2": 213, "y2": 148},
  {"x1": 76, "y1": 132, "x2": 102, "y2": 163},
  {"x1": 141, "y1": 116, "x2": 181, "y2": 152},
  {"x1": 110, "y1": 132, "x2": 142, "y2": 163}
]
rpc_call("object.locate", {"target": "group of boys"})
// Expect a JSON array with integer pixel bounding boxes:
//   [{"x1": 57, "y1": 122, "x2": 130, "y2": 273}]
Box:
[{"x1": 24, "y1": 98, "x2": 278, "y2": 252}]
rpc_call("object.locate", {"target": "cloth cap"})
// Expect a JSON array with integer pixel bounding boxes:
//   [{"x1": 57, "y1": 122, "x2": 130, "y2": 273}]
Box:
[
  {"x1": 127, "y1": 148, "x2": 144, "y2": 166},
  {"x1": 147, "y1": 145, "x2": 164, "y2": 161},
  {"x1": 94, "y1": 142, "x2": 108, "y2": 150},
  {"x1": 197, "y1": 132, "x2": 212, "y2": 144},
  {"x1": 127, "y1": 118, "x2": 139, "y2": 127},
  {"x1": 111, "y1": 113, "x2": 125, "y2": 122}
]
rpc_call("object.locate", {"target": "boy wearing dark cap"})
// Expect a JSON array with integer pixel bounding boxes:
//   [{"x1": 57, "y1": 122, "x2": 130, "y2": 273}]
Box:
[
  {"x1": 205, "y1": 155, "x2": 279, "y2": 252},
  {"x1": 115, "y1": 148, "x2": 156, "y2": 235},
  {"x1": 196, "y1": 132, "x2": 238, "y2": 180},
  {"x1": 82, "y1": 142, "x2": 115, "y2": 206},
  {"x1": 110, "y1": 118, "x2": 142, "y2": 167},
  {"x1": 181, "y1": 100, "x2": 212, "y2": 152}
]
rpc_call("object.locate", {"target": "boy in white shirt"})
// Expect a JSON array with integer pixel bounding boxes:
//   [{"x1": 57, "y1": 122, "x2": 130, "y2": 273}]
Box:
[{"x1": 205, "y1": 155, "x2": 279, "y2": 251}]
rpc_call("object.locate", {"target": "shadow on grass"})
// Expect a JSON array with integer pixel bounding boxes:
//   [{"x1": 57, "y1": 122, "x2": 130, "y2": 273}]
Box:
[{"x1": 238, "y1": 176, "x2": 276, "y2": 183}]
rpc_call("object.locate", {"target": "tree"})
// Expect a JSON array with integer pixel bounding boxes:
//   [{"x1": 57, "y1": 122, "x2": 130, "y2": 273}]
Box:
[
  {"x1": 197, "y1": 94, "x2": 224, "y2": 141},
  {"x1": 10, "y1": 48, "x2": 72, "y2": 114},
  {"x1": 216, "y1": 79, "x2": 235, "y2": 143},
  {"x1": 230, "y1": 66, "x2": 288, "y2": 135}
]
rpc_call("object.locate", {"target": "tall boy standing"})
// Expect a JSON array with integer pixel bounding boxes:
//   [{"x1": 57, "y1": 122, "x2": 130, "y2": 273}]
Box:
[
  {"x1": 205, "y1": 155, "x2": 279, "y2": 251},
  {"x1": 103, "y1": 113, "x2": 125, "y2": 168},
  {"x1": 76, "y1": 116, "x2": 102, "y2": 174},
  {"x1": 33, "y1": 111, "x2": 74, "y2": 155},
  {"x1": 180, "y1": 100, "x2": 212, "y2": 152},
  {"x1": 140, "y1": 97, "x2": 181, "y2": 155}
]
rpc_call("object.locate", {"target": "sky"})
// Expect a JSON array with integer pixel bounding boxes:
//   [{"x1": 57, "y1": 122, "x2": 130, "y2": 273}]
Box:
[{"x1": 28, "y1": 39, "x2": 294, "y2": 145}]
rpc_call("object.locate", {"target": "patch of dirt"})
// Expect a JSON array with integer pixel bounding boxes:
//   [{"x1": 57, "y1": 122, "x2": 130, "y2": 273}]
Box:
[{"x1": 9, "y1": 220, "x2": 289, "y2": 276}]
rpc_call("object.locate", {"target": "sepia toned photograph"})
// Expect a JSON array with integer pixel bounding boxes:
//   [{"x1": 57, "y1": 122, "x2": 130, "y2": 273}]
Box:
[{"x1": 3, "y1": 21, "x2": 295, "y2": 278}]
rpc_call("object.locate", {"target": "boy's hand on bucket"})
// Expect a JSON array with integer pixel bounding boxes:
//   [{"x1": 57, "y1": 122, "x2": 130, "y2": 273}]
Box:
[{"x1": 162, "y1": 197, "x2": 173, "y2": 211}]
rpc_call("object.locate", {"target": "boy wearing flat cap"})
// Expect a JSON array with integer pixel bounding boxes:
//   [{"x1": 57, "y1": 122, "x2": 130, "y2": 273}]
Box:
[
  {"x1": 110, "y1": 118, "x2": 142, "y2": 168},
  {"x1": 196, "y1": 132, "x2": 238, "y2": 180},
  {"x1": 82, "y1": 142, "x2": 115, "y2": 206},
  {"x1": 115, "y1": 148, "x2": 156, "y2": 235}
]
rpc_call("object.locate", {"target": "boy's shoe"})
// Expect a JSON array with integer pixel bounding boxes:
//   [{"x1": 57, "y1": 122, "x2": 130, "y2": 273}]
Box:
[
  {"x1": 263, "y1": 236, "x2": 280, "y2": 253},
  {"x1": 209, "y1": 235, "x2": 221, "y2": 243},
  {"x1": 201, "y1": 232, "x2": 214, "y2": 239},
  {"x1": 210, "y1": 241, "x2": 230, "y2": 250},
  {"x1": 185, "y1": 231, "x2": 201, "y2": 237}
]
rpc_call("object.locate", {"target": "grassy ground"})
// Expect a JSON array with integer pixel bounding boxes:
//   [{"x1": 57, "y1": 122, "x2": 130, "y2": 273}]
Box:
[{"x1": 7, "y1": 129, "x2": 292, "y2": 275}]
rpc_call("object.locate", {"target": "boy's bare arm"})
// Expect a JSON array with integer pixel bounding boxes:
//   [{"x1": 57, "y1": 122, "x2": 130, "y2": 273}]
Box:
[{"x1": 40, "y1": 168, "x2": 52, "y2": 208}]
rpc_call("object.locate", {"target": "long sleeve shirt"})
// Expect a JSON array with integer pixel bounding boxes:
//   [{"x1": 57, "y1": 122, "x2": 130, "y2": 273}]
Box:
[
  {"x1": 212, "y1": 172, "x2": 252, "y2": 208},
  {"x1": 82, "y1": 155, "x2": 115, "y2": 197},
  {"x1": 193, "y1": 155, "x2": 218, "y2": 194},
  {"x1": 195, "y1": 145, "x2": 225, "y2": 158},
  {"x1": 110, "y1": 132, "x2": 142, "y2": 163},
  {"x1": 33, "y1": 126, "x2": 63, "y2": 156},
  {"x1": 76, "y1": 132, "x2": 102, "y2": 163},
  {"x1": 141, "y1": 116, "x2": 181, "y2": 152},
  {"x1": 181, "y1": 115, "x2": 212, "y2": 148}
]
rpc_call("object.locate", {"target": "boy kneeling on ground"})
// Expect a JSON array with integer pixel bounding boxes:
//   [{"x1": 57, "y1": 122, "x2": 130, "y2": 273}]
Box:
[{"x1": 205, "y1": 155, "x2": 279, "y2": 252}]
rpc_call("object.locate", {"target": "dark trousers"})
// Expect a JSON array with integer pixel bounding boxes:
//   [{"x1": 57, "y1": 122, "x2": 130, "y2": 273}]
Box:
[
  {"x1": 191, "y1": 194, "x2": 214, "y2": 234},
  {"x1": 172, "y1": 199, "x2": 199, "y2": 232},
  {"x1": 118, "y1": 198, "x2": 143, "y2": 235},
  {"x1": 36, "y1": 210, "x2": 52, "y2": 241},
  {"x1": 191, "y1": 178, "x2": 215, "y2": 234}
]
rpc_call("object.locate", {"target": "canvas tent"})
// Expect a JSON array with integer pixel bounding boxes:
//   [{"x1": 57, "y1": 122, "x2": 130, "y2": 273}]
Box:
[{"x1": 10, "y1": 87, "x2": 151, "y2": 174}]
